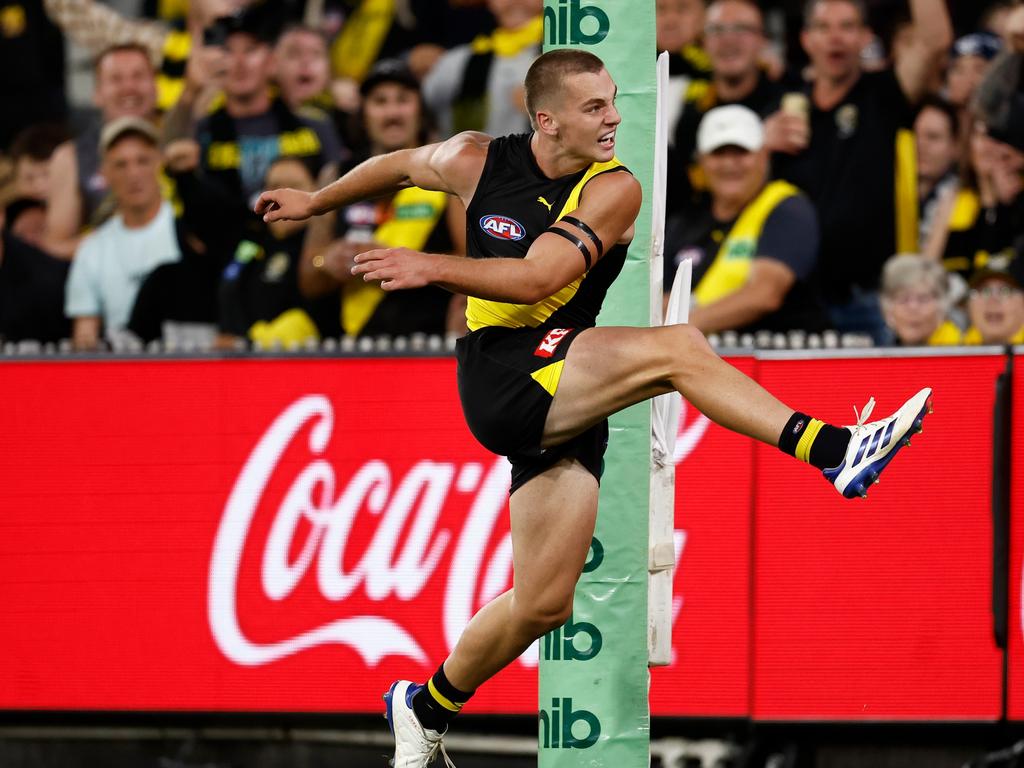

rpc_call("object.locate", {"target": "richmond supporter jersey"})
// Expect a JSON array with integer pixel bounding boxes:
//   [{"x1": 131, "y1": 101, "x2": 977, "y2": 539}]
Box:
[{"x1": 465, "y1": 133, "x2": 630, "y2": 331}]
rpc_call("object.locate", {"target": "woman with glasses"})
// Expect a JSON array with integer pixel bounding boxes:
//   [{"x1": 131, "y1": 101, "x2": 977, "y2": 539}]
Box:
[
  {"x1": 880, "y1": 253, "x2": 961, "y2": 345},
  {"x1": 963, "y1": 259, "x2": 1024, "y2": 345}
]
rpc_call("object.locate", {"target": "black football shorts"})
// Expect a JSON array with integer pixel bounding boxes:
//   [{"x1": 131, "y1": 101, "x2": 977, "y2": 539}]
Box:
[{"x1": 455, "y1": 325, "x2": 608, "y2": 495}]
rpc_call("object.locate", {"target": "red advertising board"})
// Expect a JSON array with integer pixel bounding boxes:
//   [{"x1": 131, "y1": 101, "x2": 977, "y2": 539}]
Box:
[
  {"x1": 0, "y1": 353, "x2": 1009, "y2": 720},
  {"x1": 649, "y1": 357, "x2": 755, "y2": 717},
  {"x1": 752, "y1": 354, "x2": 1005, "y2": 721},
  {"x1": 1010, "y1": 354, "x2": 1024, "y2": 721}
]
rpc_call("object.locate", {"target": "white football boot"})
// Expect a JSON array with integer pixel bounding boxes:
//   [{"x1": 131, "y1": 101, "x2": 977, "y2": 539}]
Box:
[
  {"x1": 823, "y1": 387, "x2": 933, "y2": 499},
  {"x1": 383, "y1": 680, "x2": 455, "y2": 768}
]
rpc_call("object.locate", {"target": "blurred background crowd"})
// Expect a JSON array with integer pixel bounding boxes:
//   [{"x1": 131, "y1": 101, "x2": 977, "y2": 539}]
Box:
[{"x1": 0, "y1": 0, "x2": 1023, "y2": 352}]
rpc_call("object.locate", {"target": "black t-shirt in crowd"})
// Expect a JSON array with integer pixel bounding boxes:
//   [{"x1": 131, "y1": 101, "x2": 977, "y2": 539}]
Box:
[
  {"x1": 0, "y1": 231, "x2": 70, "y2": 343},
  {"x1": 772, "y1": 69, "x2": 915, "y2": 303},
  {"x1": 664, "y1": 193, "x2": 827, "y2": 334}
]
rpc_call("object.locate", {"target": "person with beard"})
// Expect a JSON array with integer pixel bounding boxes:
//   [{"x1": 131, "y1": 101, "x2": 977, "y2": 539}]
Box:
[{"x1": 300, "y1": 59, "x2": 463, "y2": 339}]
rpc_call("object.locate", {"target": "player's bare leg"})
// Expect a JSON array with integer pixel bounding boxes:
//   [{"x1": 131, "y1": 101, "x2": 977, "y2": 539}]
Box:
[
  {"x1": 383, "y1": 459, "x2": 598, "y2": 767},
  {"x1": 545, "y1": 323, "x2": 932, "y2": 500},
  {"x1": 544, "y1": 324, "x2": 793, "y2": 446},
  {"x1": 443, "y1": 458, "x2": 598, "y2": 690}
]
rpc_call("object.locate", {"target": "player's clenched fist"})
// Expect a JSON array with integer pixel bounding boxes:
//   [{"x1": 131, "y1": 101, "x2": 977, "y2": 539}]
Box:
[{"x1": 254, "y1": 187, "x2": 316, "y2": 223}]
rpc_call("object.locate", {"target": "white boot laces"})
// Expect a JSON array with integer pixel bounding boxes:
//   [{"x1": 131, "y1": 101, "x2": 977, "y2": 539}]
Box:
[{"x1": 852, "y1": 397, "x2": 876, "y2": 431}]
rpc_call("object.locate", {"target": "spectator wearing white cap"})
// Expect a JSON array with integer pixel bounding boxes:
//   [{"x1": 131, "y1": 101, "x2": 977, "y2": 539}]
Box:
[
  {"x1": 665, "y1": 104, "x2": 826, "y2": 335},
  {"x1": 64, "y1": 117, "x2": 180, "y2": 349}
]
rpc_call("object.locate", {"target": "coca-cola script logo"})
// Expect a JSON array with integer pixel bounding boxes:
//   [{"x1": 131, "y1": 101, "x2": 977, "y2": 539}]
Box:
[{"x1": 208, "y1": 395, "x2": 530, "y2": 668}]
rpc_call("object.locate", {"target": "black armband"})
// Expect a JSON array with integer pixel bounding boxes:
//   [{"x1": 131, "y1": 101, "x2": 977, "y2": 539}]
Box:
[
  {"x1": 547, "y1": 226, "x2": 592, "y2": 271},
  {"x1": 560, "y1": 215, "x2": 604, "y2": 259}
]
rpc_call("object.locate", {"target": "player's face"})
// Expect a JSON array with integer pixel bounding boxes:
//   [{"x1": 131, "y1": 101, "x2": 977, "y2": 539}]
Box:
[
  {"x1": 801, "y1": 0, "x2": 870, "y2": 83},
  {"x1": 555, "y1": 69, "x2": 621, "y2": 163},
  {"x1": 704, "y1": 0, "x2": 764, "y2": 81}
]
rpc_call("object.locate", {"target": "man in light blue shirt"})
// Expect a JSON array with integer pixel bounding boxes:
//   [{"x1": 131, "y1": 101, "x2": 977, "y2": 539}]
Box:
[{"x1": 65, "y1": 117, "x2": 181, "y2": 348}]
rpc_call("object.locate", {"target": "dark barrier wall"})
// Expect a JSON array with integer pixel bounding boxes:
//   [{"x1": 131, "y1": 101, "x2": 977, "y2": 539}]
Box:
[{"x1": 0, "y1": 351, "x2": 1014, "y2": 720}]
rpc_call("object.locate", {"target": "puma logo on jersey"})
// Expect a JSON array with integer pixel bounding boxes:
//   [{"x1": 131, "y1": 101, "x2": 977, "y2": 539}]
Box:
[{"x1": 537, "y1": 196, "x2": 554, "y2": 212}]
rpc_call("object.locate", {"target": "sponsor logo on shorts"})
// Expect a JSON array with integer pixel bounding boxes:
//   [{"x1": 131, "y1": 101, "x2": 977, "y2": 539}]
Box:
[
  {"x1": 479, "y1": 214, "x2": 526, "y2": 241},
  {"x1": 534, "y1": 328, "x2": 573, "y2": 358}
]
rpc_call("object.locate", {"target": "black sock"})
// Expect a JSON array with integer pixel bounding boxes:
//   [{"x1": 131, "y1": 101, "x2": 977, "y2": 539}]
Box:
[
  {"x1": 778, "y1": 412, "x2": 850, "y2": 470},
  {"x1": 411, "y1": 664, "x2": 474, "y2": 733}
]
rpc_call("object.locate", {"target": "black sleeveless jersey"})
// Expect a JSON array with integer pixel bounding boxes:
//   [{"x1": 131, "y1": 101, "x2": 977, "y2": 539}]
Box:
[{"x1": 464, "y1": 133, "x2": 631, "y2": 331}]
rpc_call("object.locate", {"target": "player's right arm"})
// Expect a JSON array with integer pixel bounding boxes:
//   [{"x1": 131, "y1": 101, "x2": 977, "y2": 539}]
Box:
[{"x1": 256, "y1": 131, "x2": 490, "y2": 223}]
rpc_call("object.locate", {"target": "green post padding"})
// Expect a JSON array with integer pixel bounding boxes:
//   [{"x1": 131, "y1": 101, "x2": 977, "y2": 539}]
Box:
[{"x1": 539, "y1": 2, "x2": 655, "y2": 765}]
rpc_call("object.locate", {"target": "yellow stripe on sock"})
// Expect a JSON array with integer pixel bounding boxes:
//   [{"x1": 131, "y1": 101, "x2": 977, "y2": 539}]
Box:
[
  {"x1": 795, "y1": 418, "x2": 825, "y2": 464},
  {"x1": 427, "y1": 679, "x2": 463, "y2": 713}
]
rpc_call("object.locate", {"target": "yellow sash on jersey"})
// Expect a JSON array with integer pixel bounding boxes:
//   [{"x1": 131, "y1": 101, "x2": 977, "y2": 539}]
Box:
[
  {"x1": 331, "y1": 0, "x2": 394, "y2": 82},
  {"x1": 342, "y1": 186, "x2": 448, "y2": 336},
  {"x1": 156, "y1": 28, "x2": 192, "y2": 112},
  {"x1": 693, "y1": 180, "x2": 799, "y2": 306},
  {"x1": 894, "y1": 127, "x2": 919, "y2": 254},
  {"x1": 465, "y1": 158, "x2": 623, "y2": 331}
]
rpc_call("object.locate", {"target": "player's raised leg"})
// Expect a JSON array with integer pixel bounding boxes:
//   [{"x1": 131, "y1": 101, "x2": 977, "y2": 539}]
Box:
[
  {"x1": 385, "y1": 459, "x2": 598, "y2": 767},
  {"x1": 544, "y1": 323, "x2": 932, "y2": 499}
]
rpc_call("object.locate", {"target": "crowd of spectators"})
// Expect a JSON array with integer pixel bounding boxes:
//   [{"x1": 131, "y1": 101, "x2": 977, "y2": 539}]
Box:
[{"x1": 0, "y1": 0, "x2": 1023, "y2": 350}]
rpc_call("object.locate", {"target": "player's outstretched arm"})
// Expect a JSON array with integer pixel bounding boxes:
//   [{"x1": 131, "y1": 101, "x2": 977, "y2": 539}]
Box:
[
  {"x1": 350, "y1": 171, "x2": 642, "y2": 302},
  {"x1": 255, "y1": 131, "x2": 491, "y2": 223}
]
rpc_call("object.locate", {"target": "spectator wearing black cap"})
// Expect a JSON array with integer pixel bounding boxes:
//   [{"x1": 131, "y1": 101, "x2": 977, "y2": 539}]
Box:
[
  {"x1": 163, "y1": 7, "x2": 343, "y2": 208},
  {"x1": 0, "y1": 196, "x2": 70, "y2": 343},
  {"x1": 422, "y1": 0, "x2": 542, "y2": 139},
  {"x1": 769, "y1": 0, "x2": 952, "y2": 344},
  {"x1": 64, "y1": 118, "x2": 181, "y2": 349},
  {"x1": 963, "y1": 254, "x2": 1024, "y2": 344},
  {"x1": 300, "y1": 59, "x2": 463, "y2": 339},
  {"x1": 945, "y1": 32, "x2": 1002, "y2": 112}
]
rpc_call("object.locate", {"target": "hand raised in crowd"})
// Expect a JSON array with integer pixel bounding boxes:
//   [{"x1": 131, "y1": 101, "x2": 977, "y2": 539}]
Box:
[
  {"x1": 163, "y1": 139, "x2": 201, "y2": 174},
  {"x1": 763, "y1": 110, "x2": 809, "y2": 155},
  {"x1": 255, "y1": 188, "x2": 316, "y2": 222}
]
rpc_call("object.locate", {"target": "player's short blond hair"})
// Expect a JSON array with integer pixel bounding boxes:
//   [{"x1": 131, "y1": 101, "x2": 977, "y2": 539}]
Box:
[{"x1": 524, "y1": 49, "x2": 606, "y2": 130}]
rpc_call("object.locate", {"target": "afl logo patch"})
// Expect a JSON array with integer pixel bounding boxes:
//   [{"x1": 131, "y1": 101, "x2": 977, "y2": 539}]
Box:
[{"x1": 480, "y1": 214, "x2": 526, "y2": 241}]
